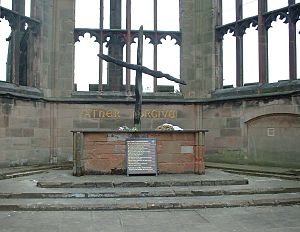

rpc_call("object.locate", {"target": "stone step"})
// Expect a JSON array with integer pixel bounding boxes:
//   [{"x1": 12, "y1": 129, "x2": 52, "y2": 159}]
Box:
[
  {"x1": 36, "y1": 178, "x2": 249, "y2": 188},
  {"x1": 0, "y1": 193, "x2": 299, "y2": 211},
  {"x1": 0, "y1": 186, "x2": 299, "y2": 199},
  {"x1": 205, "y1": 163, "x2": 300, "y2": 180},
  {"x1": 224, "y1": 170, "x2": 300, "y2": 181}
]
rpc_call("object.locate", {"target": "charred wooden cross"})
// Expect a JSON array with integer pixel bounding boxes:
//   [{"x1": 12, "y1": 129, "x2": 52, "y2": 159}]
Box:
[{"x1": 98, "y1": 26, "x2": 186, "y2": 130}]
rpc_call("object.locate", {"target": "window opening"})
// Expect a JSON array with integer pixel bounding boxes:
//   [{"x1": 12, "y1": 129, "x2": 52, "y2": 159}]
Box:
[
  {"x1": 217, "y1": 0, "x2": 299, "y2": 88},
  {"x1": 74, "y1": 0, "x2": 181, "y2": 93},
  {"x1": 268, "y1": 18, "x2": 289, "y2": 83},
  {"x1": 223, "y1": 33, "x2": 236, "y2": 87},
  {"x1": 0, "y1": 0, "x2": 39, "y2": 86},
  {"x1": 243, "y1": 0, "x2": 257, "y2": 18},
  {"x1": 243, "y1": 27, "x2": 259, "y2": 84}
]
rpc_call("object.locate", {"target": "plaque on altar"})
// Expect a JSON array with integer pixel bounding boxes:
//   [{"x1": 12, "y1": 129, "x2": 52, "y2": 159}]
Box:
[{"x1": 126, "y1": 138, "x2": 157, "y2": 176}]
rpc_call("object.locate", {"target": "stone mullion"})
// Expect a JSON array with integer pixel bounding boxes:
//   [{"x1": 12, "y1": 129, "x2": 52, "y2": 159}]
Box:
[
  {"x1": 236, "y1": 0, "x2": 243, "y2": 87},
  {"x1": 153, "y1": 0, "x2": 158, "y2": 93},
  {"x1": 26, "y1": 29, "x2": 33, "y2": 87},
  {"x1": 125, "y1": 0, "x2": 131, "y2": 92},
  {"x1": 12, "y1": 0, "x2": 25, "y2": 16},
  {"x1": 11, "y1": 0, "x2": 25, "y2": 86},
  {"x1": 258, "y1": 0, "x2": 268, "y2": 84},
  {"x1": 98, "y1": 0, "x2": 104, "y2": 92},
  {"x1": 216, "y1": 0, "x2": 223, "y2": 89},
  {"x1": 108, "y1": 0, "x2": 123, "y2": 91},
  {"x1": 11, "y1": 18, "x2": 20, "y2": 85},
  {"x1": 288, "y1": 0, "x2": 297, "y2": 80}
]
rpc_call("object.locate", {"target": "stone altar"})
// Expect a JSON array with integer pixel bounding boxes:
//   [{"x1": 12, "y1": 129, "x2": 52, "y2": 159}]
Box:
[{"x1": 72, "y1": 129, "x2": 207, "y2": 176}]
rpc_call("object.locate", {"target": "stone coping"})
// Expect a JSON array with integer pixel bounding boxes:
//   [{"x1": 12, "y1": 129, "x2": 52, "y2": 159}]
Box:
[
  {"x1": 71, "y1": 129, "x2": 209, "y2": 133},
  {"x1": 0, "y1": 80, "x2": 299, "y2": 104}
]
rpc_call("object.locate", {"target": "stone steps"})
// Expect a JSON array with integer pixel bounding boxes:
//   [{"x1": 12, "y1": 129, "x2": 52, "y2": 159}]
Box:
[
  {"x1": 36, "y1": 178, "x2": 249, "y2": 188},
  {"x1": 205, "y1": 163, "x2": 300, "y2": 180},
  {"x1": 1, "y1": 169, "x2": 299, "y2": 211},
  {"x1": 0, "y1": 193, "x2": 299, "y2": 211},
  {"x1": 223, "y1": 170, "x2": 300, "y2": 181},
  {"x1": 0, "y1": 186, "x2": 299, "y2": 199}
]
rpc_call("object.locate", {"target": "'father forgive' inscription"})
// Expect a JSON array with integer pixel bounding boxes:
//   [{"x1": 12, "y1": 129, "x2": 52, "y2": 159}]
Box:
[{"x1": 80, "y1": 108, "x2": 177, "y2": 119}]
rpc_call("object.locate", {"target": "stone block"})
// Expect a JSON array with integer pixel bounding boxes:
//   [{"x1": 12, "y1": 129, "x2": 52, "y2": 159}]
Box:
[
  {"x1": 57, "y1": 137, "x2": 72, "y2": 147},
  {"x1": 0, "y1": 115, "x2": 8, "y2": 128},
  {"x1": 220, "y1": 128, "x2": 241, "y2": 137},
  {"x1": 6, "y1": 128, "x2": 23, "y2": 137},
  {"x1": 73, "y1": 120, "x2": 99, "y2": 129},
  {"x1": 226, "y1": 117, "x2": 240, "y2": 128},
  {"x1": 23, "y1": 128, "x2": 34, "y2": 137},
  {"x1": 34, "y1": 128, "x2": 50, "y2": 138},
  {"x1": 39, "y1": 118, "x2": 51, "y2": 128}
]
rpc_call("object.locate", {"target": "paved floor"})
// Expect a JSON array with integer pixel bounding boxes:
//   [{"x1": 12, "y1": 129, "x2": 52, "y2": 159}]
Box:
[{"x1": 0, "y1": 206, "x2": 299, "y2": 232}]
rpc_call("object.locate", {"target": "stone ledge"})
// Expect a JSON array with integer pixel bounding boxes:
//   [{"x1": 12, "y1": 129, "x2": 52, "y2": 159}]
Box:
[
  {"x1": 211, "y1": 79, "x2": 300, "y2": 100},
  {"x1": 36, "y1": 179, "x2": 248, "y2": 188},
  {"x1": 0, "y1": 194, "x2": 298, "y2": 211},
  {"x1": 1, "y1": 187, "x2": 299, "y2": 199},
  {"x1": 0, "y1": 82, "x2": 43, "y2": 99}
]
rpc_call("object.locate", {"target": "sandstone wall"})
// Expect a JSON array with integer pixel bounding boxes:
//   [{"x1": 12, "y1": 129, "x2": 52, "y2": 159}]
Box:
[{"x1": 204, "y1": 95, "x2": 300, "y2": 168}]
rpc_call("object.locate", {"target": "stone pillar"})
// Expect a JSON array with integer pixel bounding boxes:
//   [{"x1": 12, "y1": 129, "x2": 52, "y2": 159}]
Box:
[
  {"x1": 180, "y1": 0, "x2": 222, "y2": 98},
  {"x1": 31, "y1": 0, "x2": 75, "y2": 97},
  {"x1": 12, "y1": 0, "x2": 25, "y2": 15},
  {"x1": 108, "y1": 0, "x2": 123, "y2": 91}
]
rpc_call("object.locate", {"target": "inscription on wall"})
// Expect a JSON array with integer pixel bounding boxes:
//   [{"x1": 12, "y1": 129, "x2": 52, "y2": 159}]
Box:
[{"x1": 80, "y1": 108, "x2": 177, "y2": 119}]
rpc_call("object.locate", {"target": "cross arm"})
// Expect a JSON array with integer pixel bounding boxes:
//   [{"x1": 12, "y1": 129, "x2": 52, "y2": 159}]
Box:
[{"x1": 98, "y1": 53, "x2": 186, "y2": 85}]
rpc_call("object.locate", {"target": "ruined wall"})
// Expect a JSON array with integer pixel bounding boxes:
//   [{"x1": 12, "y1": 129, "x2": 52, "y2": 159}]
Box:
[
  {"x1": 0, "y1": 97, "x2": 50, "y2": 167},
  {"x1": 204, "y1": 94, "x2": 300, "y2": 168},
  {"x1": 180, "y1": 0, "x2": 222, "y2": 98},
  {"x1": 1, "y1": 92, "x2": 299, "y2": 168},
  {"x1": 0, "y1": 95, "x2": 200, "y2": 166},
  {"x1": 0, "y1": 0, "x2": 299, "y2": 169}
]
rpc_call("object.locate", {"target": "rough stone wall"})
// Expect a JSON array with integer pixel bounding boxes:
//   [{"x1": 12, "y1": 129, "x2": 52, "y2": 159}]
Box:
[
  {"x1": 0, "y1": 98, "x2": 50, "y2": 167},
  {"x1": 204, "y1": 95, "x2": 300, "y2": 168}
]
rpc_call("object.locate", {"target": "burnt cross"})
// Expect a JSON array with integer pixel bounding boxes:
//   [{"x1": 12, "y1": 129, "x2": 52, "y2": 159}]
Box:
[{"x1": 98, "y1": 26, "x2": 186, "y2": 130}]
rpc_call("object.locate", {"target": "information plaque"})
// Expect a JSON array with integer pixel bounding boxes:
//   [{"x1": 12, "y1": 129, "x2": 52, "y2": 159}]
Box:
[{"x1": 126, "y1": 138, "x2": 157, "y2": 176}]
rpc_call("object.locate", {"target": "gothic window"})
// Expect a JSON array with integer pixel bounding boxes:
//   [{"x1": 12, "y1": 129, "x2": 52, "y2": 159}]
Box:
[
  {"x1": 217, "y1": 0, "x2": 300, "y2": 88},
  {"x1": 0, "y1": 0, "x2": 38, "y2": 86},
  {"x1": 74, "y1": 0, "x2": 180, "y2": 93}
]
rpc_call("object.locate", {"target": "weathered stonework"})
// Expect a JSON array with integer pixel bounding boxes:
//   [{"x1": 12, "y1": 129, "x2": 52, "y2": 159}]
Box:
[{"x1": 0, "y1": 0, "x2": 299, "y2": 169}]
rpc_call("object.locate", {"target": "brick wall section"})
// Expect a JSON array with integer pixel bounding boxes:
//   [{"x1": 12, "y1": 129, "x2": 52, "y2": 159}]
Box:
[{"x1": 74, "y1": 131, "x2": 205, "y2": 175}]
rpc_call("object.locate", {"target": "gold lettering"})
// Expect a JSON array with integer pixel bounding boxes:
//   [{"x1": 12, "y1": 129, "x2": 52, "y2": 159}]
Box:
[
  {"x1": 106, "y1": 110, "x2": 113, "y2": 118},
  {"x1": 99, "y1": 110, "x2": 106, "y2": 118},
  {"x1": 81, "y1": 109, "x2": 91, "y2": 118},
  {"x1": 146, "y1": 110, "x2": 151, "y2": 118},
  {"x1": 151, "y1": 110, "x2": 159, "y2": 118},
  {"x1": 80, "y1": 108, "x2": 177, "y2": 119},
  {"x1": 161, "y1": 111, "x2": 168, "y2": 118},
  {"x1": 114, "y1": 110, "x2": 120, "y2": 118},
  {"x1": 92, "y1": 109, "x2": 97, "y2": 118},
  {"x1": 169, "y1": 110, "x2": 177, "y2": 119}
]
